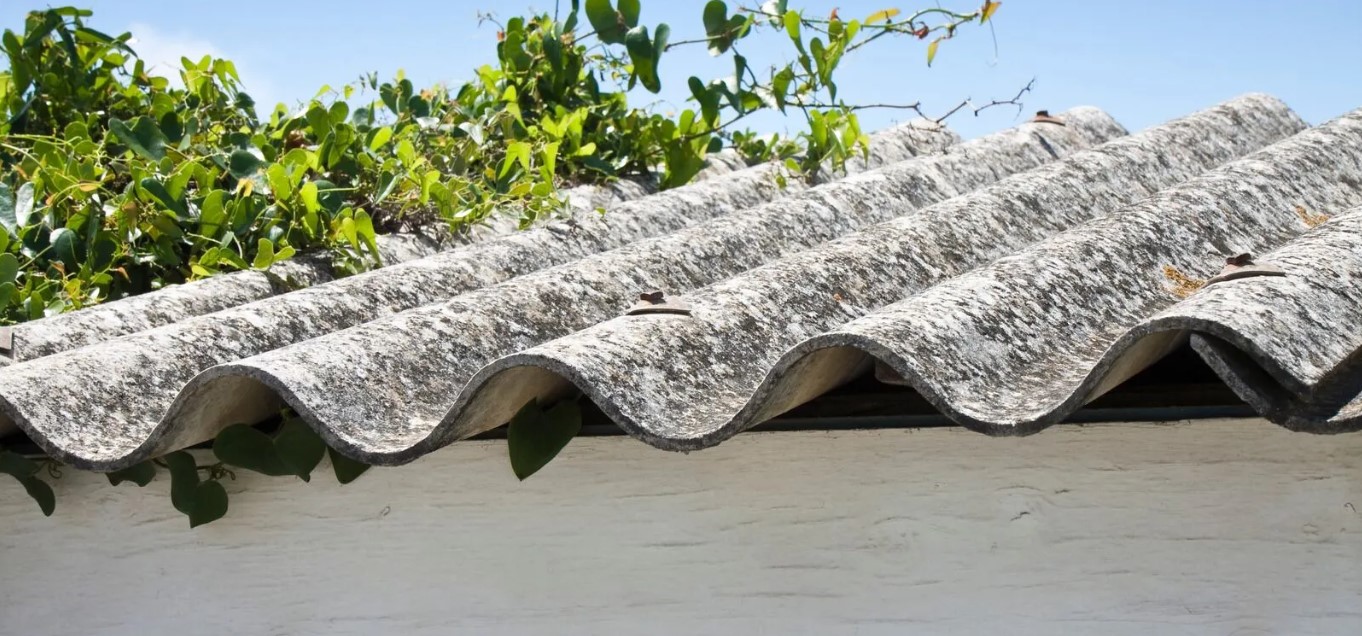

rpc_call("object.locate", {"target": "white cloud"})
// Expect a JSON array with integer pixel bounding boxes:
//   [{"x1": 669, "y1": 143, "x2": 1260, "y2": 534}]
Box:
[
  {"x1": 125, "y1": 22, "x2": 221, "y2": 82},
  {"x1": 124, "y1": 22, "x2": 283, "y2": 112}
]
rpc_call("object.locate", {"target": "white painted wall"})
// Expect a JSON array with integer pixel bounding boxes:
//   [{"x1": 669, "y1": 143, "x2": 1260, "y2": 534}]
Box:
[{"x1": 1, "y1": 418, "x2": 1360, "y2": 635}]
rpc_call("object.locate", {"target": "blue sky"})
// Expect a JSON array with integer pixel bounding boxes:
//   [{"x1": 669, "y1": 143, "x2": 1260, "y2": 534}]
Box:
[{"x1": 5, "y1": 1, "x2": 1361, "y2": 139}]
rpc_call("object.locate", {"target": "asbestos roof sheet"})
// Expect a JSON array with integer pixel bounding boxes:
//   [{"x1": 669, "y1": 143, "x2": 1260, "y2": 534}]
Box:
[{"x1": 3, "y1": 93, "x2": 1361, "y2": 472}]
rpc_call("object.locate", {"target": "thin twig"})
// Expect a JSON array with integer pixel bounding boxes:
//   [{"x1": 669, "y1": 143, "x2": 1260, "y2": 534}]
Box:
[
  {"x1": 932, "y1": 77, "x2": 1036, "y2": 123},
  {"x1": 665, "y1": 35, "x2": 727, "y2": 50},
  {"x1": 788, "y1": 100, "x2": 926, "y2": 112}
]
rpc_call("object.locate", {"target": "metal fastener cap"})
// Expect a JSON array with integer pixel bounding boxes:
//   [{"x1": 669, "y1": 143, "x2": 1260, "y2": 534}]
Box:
[
  {"x1": 626, "y1": 291, "x2": 692, "y2": 316},
  {"x1": 1031, "y1": 110, "x2": 1066, "y2": 126},
  {"x1": 1205, "y1": 253, "x2": 1287, "y2": 286}
]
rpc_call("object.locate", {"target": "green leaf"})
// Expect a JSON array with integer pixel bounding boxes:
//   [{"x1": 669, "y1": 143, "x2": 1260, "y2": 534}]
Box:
[
  {"x1": 199, "y1": 190, "x2": 228, "y2": 238},
  {"x1": 274, "y1": 419, "x2": 325, "y2": 482},
  {"x1": 228, "y1": 149, "x2": 264, "y2": 179},
  {"x1": 328, "y1": 101, "x2": 350, "y2": 126},
  {"x1": 784, "y1": 10, "x2": 805, "y2": 54},
  {"x1": 581, "y1": 155, "x2": 616, "y2": 177},
  {"x1": 367, "y1": 126, "x2": 393, "y2": 152},
  {"x1": 564, "y1": 0, "x2": 583, "y2": 31},
  {"x1": 159, "y1": 111, "x2": 184, "y2": 143},
  {"x1": 192, "y1": 482, "x2": 228, "y2": 527},
  {"x1": 107, "y1": 116, "x2": 167, "y2": 160},
  {"x1": 165, "y1": 451, "x2": 200, "y2": 514},
  {"x1": 501, "y1": 142, "x2": 532, "y2": 178},
  {"x1": 810, "y1": 37, "x2": 828, "y2": 82},
  {"x1": 139, "y1": 178, "x2": 189, "y2": 219},
  {"x1": 844, "y1": 19, "x2": 861, "y2": 44},
  {"x1": 313, "y1": 179, "x2": 346, "y2": 212},
  {"x1": 618, "y1": 0, "x2": 641, "y2": 26},
  {"x1": 771, "y1": 67, "x2": 794, "y2": 112},
  {"x1": 808, "y1": 110, "x2": 828, "y2": 145},
  {"x1": 213, "y1": 424, "x2": 292, "y2": 476},
  {"x1": 703, "y1": 1, "x2": 729, "y2": 55},
  {"x1": 507, "y1": 399, "x2": 582, "y2": 480},
  {"x1": 653, "y1": 23, "x2": 670, "y2": 70},
  {"x1": 214, "y1": 419, "x2": 323, "y2": 481},
  {"x1": 266, "y1": 163, "x2": 294, "y2": 200},
  {"x1": 252, "y1": 238, "x2": 275, "y2": 269},
  {"x1": 407, "y1": 95, "x2": 431, "y2": 118},
  {"x1": 0, "y1": 181, "x2": 15, "y2": 236},
  {"x1": 688, "y1": 76, "x2": 720, "y2": 125},
  {"x1": 106, "y1": 461, "x2": 156, "y2": 487},
  {"x1": 24, "y1": 11, "x2": 62, "y2": 46},
  {"x1": 0, "y1": 450, "x2": 36, "y2": 475},
  {"x1": 353, "y1": 209, "x2": 381, "y2": 261},
  {"x1": 703, "y1": 0, "x2": 727, "y2": 34},
  {"x1": 299, "y1": 181, "x2": 320, "y2": 214},
  {"x1": 325, "y1": 126, "x2": 355, "y2": 169},
  {"x1": 163, "y1": 451, "x2": 229, "y2": 527},
  {"x1": 305, "y1": 103, "x2": 333, "y2": 138},
  {"x1": 0, "y1": 253, "x2": 17, "y2": 286},
  {"x1": 625, "y1": 26, "x2": 661, "y2": 93},
  {"x1": 927, "y1": 38, "x2": 941, "y2": 66},
  {"x1": 14, "y1": 182, "x2": 36, "y2": 229},
  {"x1": 1, "y1": 450, "x2": 57, "y2": 517},
  {"x1": 585, "y1": 0, "x2": 626, "y2": 44},
  {"x1": 328, "y1": 447, "x2": 370, "y2": 485},
  {"x1": 90, "y1": 236, "x2": 117, "y2": 271},
  {"x1": 49, "y1": 228, "x2": 77, "y2": 268},
  {"x1": 20, "y1": 475, "x2": 55, "y2": 516}
]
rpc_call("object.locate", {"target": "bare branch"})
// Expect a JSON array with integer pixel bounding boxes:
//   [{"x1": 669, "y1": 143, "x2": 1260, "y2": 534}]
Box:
[
  {"x1": 932, "y1": 78, "x2": 1036, "y2": 123},
  {"x1": 781, "y1": 78, "x2": 1034, "y2": 123}
]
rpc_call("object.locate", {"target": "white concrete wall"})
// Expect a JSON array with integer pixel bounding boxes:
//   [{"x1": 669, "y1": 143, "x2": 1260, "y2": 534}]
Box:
[{"x1": 1, "y1": 418, "x2": 1360, "y2": 635}]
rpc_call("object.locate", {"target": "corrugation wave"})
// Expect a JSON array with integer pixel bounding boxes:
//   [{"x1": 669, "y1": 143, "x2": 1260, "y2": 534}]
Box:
[{"x1": 12, "y1": 96, "x2": 1359, "y2": 473}]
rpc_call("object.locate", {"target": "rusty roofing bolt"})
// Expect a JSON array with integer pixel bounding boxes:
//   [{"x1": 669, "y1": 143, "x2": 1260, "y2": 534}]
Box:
[
  {"x1": 1030, "y1": 110, "x2": 1066, "y2": 126},
  {"x1": 1206, "y1": 252, "x2": 1287, "y2": 286},
  {"x1": 626, "y1": 290, "x2": 693, "y2": 316}
]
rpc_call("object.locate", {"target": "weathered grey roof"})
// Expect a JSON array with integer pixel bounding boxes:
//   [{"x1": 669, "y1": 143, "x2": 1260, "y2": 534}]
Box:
[
  {"x1": 0, "y1": 140, "x2": 837, "y2": 361},
  {"x1": 3, "y1": 93, "x2": 1360, "y2": 473}
]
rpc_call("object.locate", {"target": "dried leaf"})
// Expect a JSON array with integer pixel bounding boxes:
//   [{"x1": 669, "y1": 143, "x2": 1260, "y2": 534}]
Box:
[
  {"x1": 980, "y1": 1, "x2": 1001, "y2": 23},
  {"x1": 1162, "y1": 265, "x2": 1206, "y2": 299},
  {"x1": 865, "y1": 8, "x2": 900, "y2": 24},
  {"x1": 1294, "y1": 204, "x2": 1330, "y2": 228}
]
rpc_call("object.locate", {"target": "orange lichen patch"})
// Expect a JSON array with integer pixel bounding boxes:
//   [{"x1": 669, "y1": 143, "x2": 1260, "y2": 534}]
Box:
[
  {"x1": 1162, "y1": 264, "x2": 1206, "y2": 299},
  {"x1": 1295, "y1": 204, "x2": 1330, "y2": 228}
]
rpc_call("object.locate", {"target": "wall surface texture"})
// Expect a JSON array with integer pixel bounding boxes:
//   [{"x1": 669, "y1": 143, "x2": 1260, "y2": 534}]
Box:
[{"x1": 1, "y1": 418, "x2": 1360, "y2": 635}]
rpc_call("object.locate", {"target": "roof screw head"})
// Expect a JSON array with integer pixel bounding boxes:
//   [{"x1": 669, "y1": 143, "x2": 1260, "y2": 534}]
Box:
[
  {"x1": 626, "y1": 290, "x2": 692, "y2": 316},
  {"x1": 1031, "y1": 110, "x2": 1066, "y2": 126},
  {"x1": 1206, "y1": 252, "x2": 1287, "y2": 286}
]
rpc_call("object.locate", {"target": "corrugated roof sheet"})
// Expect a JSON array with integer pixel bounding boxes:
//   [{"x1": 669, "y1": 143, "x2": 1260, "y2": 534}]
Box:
[
  {"x1": 2, "y1": 93, "x2": 1360, "y2": 472},
  {"x1": 0, "y1": 137, "x2": 838, "y2": 360}
]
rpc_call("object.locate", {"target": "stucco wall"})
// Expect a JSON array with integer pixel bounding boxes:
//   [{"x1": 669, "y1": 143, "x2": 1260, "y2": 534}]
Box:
[{"x1": 1, "y1": 418, "x2": 1359, "y2": 635}]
